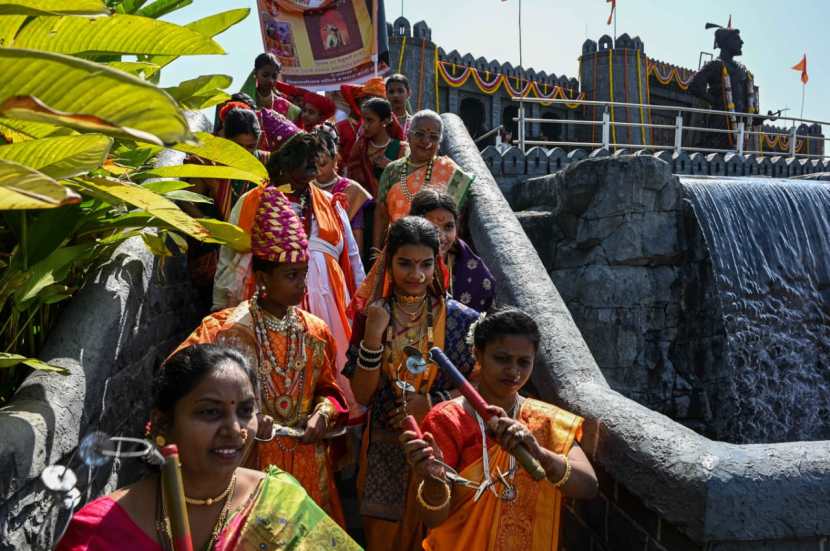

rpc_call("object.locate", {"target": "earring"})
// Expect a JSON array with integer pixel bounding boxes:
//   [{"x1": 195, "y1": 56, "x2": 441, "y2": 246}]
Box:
[
  {"x1": 259, "y1": 286, "x2": 268, "y2": 299},
  {"x1": 155, "y1": 434, "x2": 167, "y2": 448}
]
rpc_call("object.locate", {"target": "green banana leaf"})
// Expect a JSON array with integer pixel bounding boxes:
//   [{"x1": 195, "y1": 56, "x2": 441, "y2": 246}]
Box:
[
  {"x1": 106, "y1": 61, "x2": 160, "y2": 77},
  {"x1": 136, "y1": 0, "x2": 192, "y2": 19},
  {"x1": 163, "y1": 74, "x2": 232, "y2": 110},
  {"x1": 198, "y1": 218, "x2": 250, "y2": 252},
  {"x1": 146, "y1": 8, "x2": 250, "y2": 71},
  {"x1": 10, "y1": 15, "x2": 225, "y2": 57},
  {"x1": 141, "y1": 179, "x2": 191, "y2": 193},
  {"x1": 144, "y1": 164, "x2": 264, "y2": 185},
  {"x1": 0, "y1": 159, "x2": 81, "y2": 209},
  {"x1": 0, "y1": 134, "x2": 112, "y2": 178},
  {"x1": 0, "y1": 15, "x2": 26, "y2": 45},
  {"x1": 72, "y1": 176, "x2": 210, "y2": 240},
  {"x1": 0, "y1": 48, "x2": 193, "y2": 145},
  {"x1": 15, "y1": 242, "x2": 95, "y2": 303},
  {"x1": 171, "y1": 132, "x2": 267, "y2": 182},
  {"x1": 0, "y1": 118, "x2": 76, "y2": 142},
  {"x1": 0, "y1": 1, "x2": 107, "y2": 15},
  {"x1": 0, "y1": 353, "x2": 69, "y2": 374}
]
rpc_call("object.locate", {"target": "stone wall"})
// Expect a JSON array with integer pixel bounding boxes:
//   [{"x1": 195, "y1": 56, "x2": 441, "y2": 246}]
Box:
[
  {"x1": 0, "y1": 114, "x2": 209, "y2": 550},
  {"x1": 486, "y1": 145, "x2": 829, "y2": 205},
  {"x1": 0, "y1": 238, "x2": 203, "y2": 550},
  {"x1": 442, "y1": 112, "x2": 830, "y2": 549},
  {"x1": 509, "y1": 155, "x2": 830, "y2": 444}
]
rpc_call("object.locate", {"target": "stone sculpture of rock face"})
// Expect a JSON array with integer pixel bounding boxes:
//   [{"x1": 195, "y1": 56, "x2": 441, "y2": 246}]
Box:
[{"x1": 513, "y1": 155, "x2": 830, "y2": 444}]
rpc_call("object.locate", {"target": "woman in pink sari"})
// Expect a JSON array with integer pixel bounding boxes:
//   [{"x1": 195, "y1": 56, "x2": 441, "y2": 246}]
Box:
[{"x1": 56, "y1": 344, "x2": 359, "y2": 551}]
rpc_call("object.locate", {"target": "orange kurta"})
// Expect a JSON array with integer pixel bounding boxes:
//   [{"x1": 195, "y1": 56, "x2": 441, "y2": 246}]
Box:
[
  {"x1": 421, "y1": 398, "x2": 583, "y2": 551},
  {"x1": 176, "y1": 302, "x2": 349, "y2": 526},
  {"x1": 220, "y1": 183, "x2": 364, "y2": 422}
]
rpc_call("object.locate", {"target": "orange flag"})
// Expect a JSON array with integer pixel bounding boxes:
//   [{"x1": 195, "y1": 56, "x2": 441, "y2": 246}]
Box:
[
  {"x1": 792, "y1": 54, "x2": 808, "y2": 84},
  {"x1": 607, "y1": 0, "x2": 616, "y2": 25}
]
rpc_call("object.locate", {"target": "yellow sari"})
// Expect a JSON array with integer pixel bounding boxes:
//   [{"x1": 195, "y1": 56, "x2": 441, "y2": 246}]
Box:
[{"x1": 423, "y1": 398, "x2": 583, "y2": 551}]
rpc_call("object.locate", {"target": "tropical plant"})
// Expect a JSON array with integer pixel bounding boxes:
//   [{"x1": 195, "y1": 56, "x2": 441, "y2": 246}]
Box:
[{"x1": 0, "y1": 0, "x2": 261, "y2": 402}]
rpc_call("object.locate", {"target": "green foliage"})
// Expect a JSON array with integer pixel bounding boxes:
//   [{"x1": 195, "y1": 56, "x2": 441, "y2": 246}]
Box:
[{"x1": 0, "y1": 0, "x2": 252, "y2": 403}]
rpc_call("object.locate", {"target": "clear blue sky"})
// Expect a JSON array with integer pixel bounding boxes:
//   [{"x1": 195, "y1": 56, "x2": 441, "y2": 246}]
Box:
[{"x1": 161, "y1": 0, "x2": 829, "y2": 128}]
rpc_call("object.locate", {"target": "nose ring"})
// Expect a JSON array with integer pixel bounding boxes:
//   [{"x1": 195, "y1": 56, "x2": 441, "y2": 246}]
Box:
[
  {"x1": 417, "y1": 274, "x2": 426, "y2": 283},
  {"x1": 240, "y1": 428, "x2": 249, "y2": 443}
]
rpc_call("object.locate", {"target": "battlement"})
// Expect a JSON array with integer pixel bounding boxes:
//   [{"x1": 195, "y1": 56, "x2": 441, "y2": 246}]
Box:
[
  {"x1": 582, "y1": 32, "x2": 645, "y2": 55},
  {"x1": 387, "y1": 16, "x2": 579, "y2": 90}
]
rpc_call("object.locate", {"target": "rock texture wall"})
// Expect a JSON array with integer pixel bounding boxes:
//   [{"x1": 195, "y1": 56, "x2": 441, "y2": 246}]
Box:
[
  {"x1": 0, "y1": 238, "x2": 203, "y2": 550},
  {"x1": 443, "y1": 113, "x2": 830, "y2": 547},
  {"x1": 511, "y1": 156, "x2": 830, "y2": 445}
]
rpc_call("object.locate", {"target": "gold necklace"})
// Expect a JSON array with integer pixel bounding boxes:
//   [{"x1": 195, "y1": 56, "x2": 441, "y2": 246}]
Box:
[
  {"x1": 203, "y1": 474, "x2": 237, "y2": 551},
  {"x1": 185, "y1": 473, "x2": 236, "y2": 506}
]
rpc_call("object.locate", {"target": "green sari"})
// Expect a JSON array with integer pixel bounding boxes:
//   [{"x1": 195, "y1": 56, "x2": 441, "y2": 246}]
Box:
[{"x1": 220, "y1": 467, "x2": 361, "y2": 550}]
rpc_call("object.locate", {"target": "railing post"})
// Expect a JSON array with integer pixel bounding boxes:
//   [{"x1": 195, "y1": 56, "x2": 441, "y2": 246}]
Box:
[
  {"x1": 674, "y1": 112, "x2": 683, "y2": 154},
  {"x1": 789, "y1": 126, "x2": 798, "y2": 158},
  {"x1": 736, "y1": 121, "x2": 745, "y2": 156},
  {"x1": 601, "y1": 107, "x2": 610, "y2": 150},
  {"x1": 518, "y1": 102, "x2": 526, "y2": 154}
]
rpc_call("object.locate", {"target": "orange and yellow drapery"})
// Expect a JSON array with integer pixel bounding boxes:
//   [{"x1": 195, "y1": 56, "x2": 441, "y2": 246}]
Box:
[{"x1": 434, "y1": 60, "x2": 585, "y2": 109}]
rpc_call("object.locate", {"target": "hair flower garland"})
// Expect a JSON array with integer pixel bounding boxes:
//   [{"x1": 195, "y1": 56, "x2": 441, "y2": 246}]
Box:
[{"x1": 465, "y1": 312, "x2": 487, "y2": 347}]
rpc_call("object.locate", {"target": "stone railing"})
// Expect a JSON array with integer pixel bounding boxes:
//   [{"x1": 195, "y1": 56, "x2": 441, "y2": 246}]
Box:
[
  {"x1": 483, "y1": 145, "x2": 829, "y2": 181},
  {"x1": 0, "y1": 113, "x2": 210, "y2": 550},
  {"x1": 442, "y1": 113, "x2": 830, "y2": 549}
]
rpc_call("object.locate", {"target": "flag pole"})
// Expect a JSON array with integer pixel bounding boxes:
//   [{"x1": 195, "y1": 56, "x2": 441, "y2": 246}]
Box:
[
  {"x1": 518, "y1": 0, "x2": 523, "y2": 68},
  {"x1": 613, "y1": 4, "x2": 617, "y2": 42},
  {"x1": 372, "y1": 0, "x2": 379, "y2": 76},
  {"x1": 800, "y1": 82, "x2": 806, "y2": 120}
]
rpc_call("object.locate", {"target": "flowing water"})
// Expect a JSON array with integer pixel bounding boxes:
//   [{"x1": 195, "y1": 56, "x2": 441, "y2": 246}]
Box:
[{"x1": 682, "y1": 177, "x2": 830, "y2": 443}]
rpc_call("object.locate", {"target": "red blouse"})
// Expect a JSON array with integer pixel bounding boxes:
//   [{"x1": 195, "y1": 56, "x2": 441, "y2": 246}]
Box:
[
  {"x1": 56, "y1": 496, "x2": 161, "y2": 551},
  {"x1": 421, "y1": 399, "x2": 499, "y2": 472}
]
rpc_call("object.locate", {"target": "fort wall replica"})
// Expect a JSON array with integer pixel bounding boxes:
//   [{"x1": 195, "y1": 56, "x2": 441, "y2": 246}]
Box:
[
  {"x1": 2, "y1": 19, "x2": 830, "y2": 549},
  {"x1": 1, "y1": 111, "x2": 828, "y2": 549},
  {"x1": 387, "y1": 16, "x2": 825, "y2": 165}
]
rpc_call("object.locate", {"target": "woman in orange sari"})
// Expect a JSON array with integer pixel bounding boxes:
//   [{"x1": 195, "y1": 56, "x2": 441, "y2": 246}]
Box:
[
  {"x1": 177, "y1": 187, "x2": 349, "y2": 525},
  {"x1": 373, "y1": 109, "x2": 475, "y2": 250},
  {"x1": 401, "y1": 308, "x2": 598, "y2": 551},
  {"x1": 345, "y1": 216, "x2": 480, "y2": 551}
]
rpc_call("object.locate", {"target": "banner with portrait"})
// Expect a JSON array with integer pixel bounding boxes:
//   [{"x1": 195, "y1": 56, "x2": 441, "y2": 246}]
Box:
[{"x1": 256, "y1": 0, "x2": 389, "y2": 90}]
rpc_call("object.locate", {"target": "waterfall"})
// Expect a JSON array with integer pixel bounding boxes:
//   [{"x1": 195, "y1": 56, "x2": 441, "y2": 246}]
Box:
[{"x1": 682, "y1": 177, "x2": 830, "y2": 443}]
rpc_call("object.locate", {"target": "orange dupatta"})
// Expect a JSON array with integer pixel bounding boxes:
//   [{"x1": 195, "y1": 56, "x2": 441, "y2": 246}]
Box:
[
  {"x1": 424, "y1": 399, "x2": 583, "y2": 551},
  {"x1": 237, "y1": 185, "x2": 357, "y2": 334}
]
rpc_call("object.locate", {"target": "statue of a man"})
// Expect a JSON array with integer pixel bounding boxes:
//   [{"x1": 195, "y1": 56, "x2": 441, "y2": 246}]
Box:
[{"x1": 689, "y1": 26, "x2": 760, "y2": 150}]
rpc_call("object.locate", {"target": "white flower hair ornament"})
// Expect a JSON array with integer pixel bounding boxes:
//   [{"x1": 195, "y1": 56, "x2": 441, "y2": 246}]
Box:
[{"x1": 465, "y1": 312, "x2": 487, "y2": 348}]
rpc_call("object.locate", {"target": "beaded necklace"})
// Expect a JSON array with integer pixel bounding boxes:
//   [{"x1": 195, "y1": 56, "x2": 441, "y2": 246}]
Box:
[
  {"x1": 399, "y1": 156, "x2": 435, "y2": 202},
  {"x1": 250, "y1": 298, "x2": 307, "y2": 423}
]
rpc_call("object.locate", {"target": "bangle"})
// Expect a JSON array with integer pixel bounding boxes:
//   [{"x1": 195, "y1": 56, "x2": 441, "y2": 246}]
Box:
[
  {"x1": 357, "y1": 358, "x2": 381, "y2": 372},
  {"x1": 358, "y1": 351, "x2": 382, "y2": 364},
  {"x1": 359, "y1": 340, "x2": 384, "y2": 356},
  {"x1": 416, "y1": 479, "x2": 451, "y2": 511},
  {"x1": 551, "y1": 454, "x2": 571, "y2": 488}
]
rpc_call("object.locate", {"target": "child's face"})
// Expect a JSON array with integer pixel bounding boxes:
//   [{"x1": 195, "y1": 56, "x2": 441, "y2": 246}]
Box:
[
  {"x1": 256, "y1": 261, "x2": 308, "y2": 308},
  {"x1": 386, "y1": 82, "x2": 410, "y2": 111},
  {"x1": 361, "y1": 109, "x2": 387, "y2": 139},
  {"x1": 255, "y1": 63, "x2": 279, "y2": 92},
  {"x1": 474, "y1": 336, "x2": 535, "y2": 403},
  {"x1": 302, "y1": 103, "x2": 321, "y2": 128}
]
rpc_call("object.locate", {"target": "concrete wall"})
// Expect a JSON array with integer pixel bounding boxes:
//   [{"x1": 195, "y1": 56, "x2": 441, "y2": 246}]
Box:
[
  {"x1": 442, "y1": 113, "x2": 830, "y2": 549},
  {"x1": 0, "y1": 114, "x2": 209, "y2": 550}
]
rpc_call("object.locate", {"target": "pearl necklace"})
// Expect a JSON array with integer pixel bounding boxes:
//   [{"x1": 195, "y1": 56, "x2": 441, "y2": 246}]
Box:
[
  {"x1": 369, "y1": 136, "x2": 392, "y2": 150},
  {"x1": 399, "y1": 156, "x2": 434, "y2": 202},
  {"x1": 250, "y1": 299, "x2": 307, "y2": 421},
  {"x1": 314, "y1": 175, "x2": 340, "y2": 191}
]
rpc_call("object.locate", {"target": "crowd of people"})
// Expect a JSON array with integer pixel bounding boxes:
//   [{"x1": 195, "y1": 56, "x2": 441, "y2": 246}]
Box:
[{"x1": 57, "y1": 52, "x2": 597, "y2": 551}]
